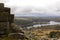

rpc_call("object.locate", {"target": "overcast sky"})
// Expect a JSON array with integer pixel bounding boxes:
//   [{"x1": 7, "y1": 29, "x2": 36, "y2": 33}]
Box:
[
  {"x1": 1, "y1": 0, "x2": 60, "y2": 16},
  {"x1": 1, "y1": 0, "x2": 59, "y2": 7}
]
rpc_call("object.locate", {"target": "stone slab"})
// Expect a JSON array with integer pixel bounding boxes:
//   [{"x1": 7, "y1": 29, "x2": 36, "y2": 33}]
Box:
[
  {"x1": 9, "y1": 14, "x2": 14, "y2": 23},
  {"x1": 4, "y1": 7, "x2": 10, "y2": 13},
  {"x1": 0, "y1": 22, "x2": 9, "y2": 35},
  {"x1": 0, "y1": 12, "x2": 10, "y2": 16},
  {"x1": 0, "y1": 7, "x2": 10, "y2": 13},
  {"x1": 0, "y1": 3, "x2": 4, "y2": 8}
]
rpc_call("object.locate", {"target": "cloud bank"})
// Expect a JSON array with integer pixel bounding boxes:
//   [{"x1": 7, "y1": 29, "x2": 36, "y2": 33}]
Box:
[{"x1": 1, "y1": 0, "x2": 60, "y2": 17}]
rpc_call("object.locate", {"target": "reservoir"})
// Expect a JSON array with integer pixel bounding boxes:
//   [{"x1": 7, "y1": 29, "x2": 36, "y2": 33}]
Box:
[{"x1": 27, "y1": 21, "x2": 60, "y2": 29}]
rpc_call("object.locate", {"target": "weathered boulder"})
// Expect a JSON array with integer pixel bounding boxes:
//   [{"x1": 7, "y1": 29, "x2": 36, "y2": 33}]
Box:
[{"x1": 8, "y1": 33, "x2": 28, "y2": 40}]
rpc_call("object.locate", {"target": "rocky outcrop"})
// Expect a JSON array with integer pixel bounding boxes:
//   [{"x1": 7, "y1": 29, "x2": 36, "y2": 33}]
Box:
[
  {"x1": 0, "y1": 3, "x2": 28, "y2": 40},
  {"x1": 0, "y1": 3, "x2": 14, "y2": 36}
]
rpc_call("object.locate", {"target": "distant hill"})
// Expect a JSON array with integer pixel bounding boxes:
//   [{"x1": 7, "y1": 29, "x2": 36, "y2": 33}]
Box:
[{"x1": 15, "y1": 12, "x2": 60, "y2": 17}]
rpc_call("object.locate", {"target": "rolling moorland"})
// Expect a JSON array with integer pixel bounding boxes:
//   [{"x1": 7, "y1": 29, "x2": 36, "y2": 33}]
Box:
[
  {"x1": 14, "y1": 16, "x2": 60, "y2": 40},
  {"x1": 15, "y1": 16, "x2": 60, "y2": 27}
]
